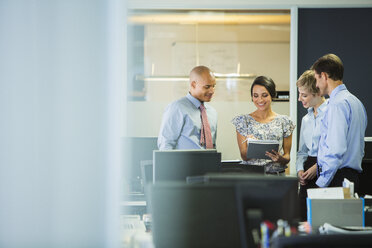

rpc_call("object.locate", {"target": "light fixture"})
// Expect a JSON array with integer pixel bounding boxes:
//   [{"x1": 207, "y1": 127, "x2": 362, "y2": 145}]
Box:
[
  {"x1": 128, "y1": 13, "x2": 290, "y2": 25},
  {"x1": 135, "y1": 73, "x2": 256, "y2": 82}
]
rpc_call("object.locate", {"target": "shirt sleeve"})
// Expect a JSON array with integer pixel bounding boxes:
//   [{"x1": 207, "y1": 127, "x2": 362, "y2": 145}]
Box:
[
  {"x1": 157, "y1": 103, "x2": 184, "y2": 150},
  {"x1": 282, "y1": 116, "x2": 296, "y2": 138},
  {"x1": 316, "y1": 102, "x2": 349, "y2": 187},
  {"x1": 231, "y1": 115, "x2": 248, "y2": 137},
  {"x1": 296, "y1": 118, "x2": 308, "y2": 172}
]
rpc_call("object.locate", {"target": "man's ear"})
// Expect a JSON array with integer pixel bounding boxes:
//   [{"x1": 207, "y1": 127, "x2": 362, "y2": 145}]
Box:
[
  {"x1": 190, "y1": 80, "x2": 196, "y2": 89},
  {"x1": 321, "y1": 72, "x2": 328, "y2": 81}
]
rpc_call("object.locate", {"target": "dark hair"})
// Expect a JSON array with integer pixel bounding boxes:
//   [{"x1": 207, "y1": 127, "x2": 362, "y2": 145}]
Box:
[
  {"x1": 311, "y1": 54, "x2": 344, "y2": 81},
  {"x1": 250, "y1": 76, "x2": 277, "y2": 99}
]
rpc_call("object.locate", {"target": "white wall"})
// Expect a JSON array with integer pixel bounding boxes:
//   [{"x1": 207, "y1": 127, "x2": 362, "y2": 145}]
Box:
[
  {"x1": 0, "y1": 1, "x2": 123, "y2": 247},
  {"x1": 143, "y1": 23, "x2": 290, "y2": 91}
]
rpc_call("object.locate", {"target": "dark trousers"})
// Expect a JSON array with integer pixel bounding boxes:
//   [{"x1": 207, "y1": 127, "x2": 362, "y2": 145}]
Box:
[
  {"x1": 328, "y1": 167, "x2": 360, "y2": 193},
  {"x1": 298, "y1": 156, "x2": 318, "y2": 221}
]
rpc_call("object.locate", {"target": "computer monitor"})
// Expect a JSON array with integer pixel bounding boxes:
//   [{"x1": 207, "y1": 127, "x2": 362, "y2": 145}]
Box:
[
  {"x1": 147, "y1": 182, "x2": 242, "y2": 248},
  {"x1": 122, "y1": 137, "x2": 158, "y2": 192},
  {"x1": 186, "y1": 174, "x2": 299, "y2": 248},
  {"x1": 140, "y1": 159, "x2": 153, "y2": 197},
  {"x1": 234, "y1": 176, "x2": 300, "y2": 248},
  {"x1": 140, "y1": 160, "x2": 153, "y2": 186},
  {"x1": 153, "y1": 149, "x2": 221, "y2": 183}
]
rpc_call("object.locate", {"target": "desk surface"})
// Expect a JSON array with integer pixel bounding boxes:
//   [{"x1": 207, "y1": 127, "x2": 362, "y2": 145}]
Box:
[
  {"x1": 121, "y1": 201, "x2": 146, "y2": 207},
  {"x1": 272, "y1": 233, "x2": 372, "y2": 248}
]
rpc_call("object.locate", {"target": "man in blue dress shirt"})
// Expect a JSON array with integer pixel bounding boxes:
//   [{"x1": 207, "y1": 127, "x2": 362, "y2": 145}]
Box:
[
  {"x1": 157, "y1": 66, "x2": 218, "y2": 150},
  {"x1": 312, "y1": 54, "x2": 367, "y2": 189}
]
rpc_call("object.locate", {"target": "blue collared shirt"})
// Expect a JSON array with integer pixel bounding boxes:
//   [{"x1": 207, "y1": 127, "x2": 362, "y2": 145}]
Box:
[
  {"x1": 157, "y1": 93, "x2": 217, "y2": 150},
  {"x1": 296, "y1": 100, "x2": 328, "y2": 173},
  {"x1": 316, "y1": 84, "x2": 367, "y2": 187}
]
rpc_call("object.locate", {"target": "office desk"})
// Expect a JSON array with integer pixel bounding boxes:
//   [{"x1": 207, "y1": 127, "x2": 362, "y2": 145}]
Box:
[
  {"x1": 121, "y1": 215, "x2": 154, "y2": 248},
  {"x1": 121, "y1": 200, "x2": 147, "y2": 216},
  {"x1": 125, "y1": 231, "x2": 154, "y2": 248},
  {"x1": 271, "y1": 233, "x2": 372, "y2": 248}
]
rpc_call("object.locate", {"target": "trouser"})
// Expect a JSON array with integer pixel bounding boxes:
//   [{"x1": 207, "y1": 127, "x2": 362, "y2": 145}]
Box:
[
  {"x1": 328, "y1": 167, "x2": 360, "y2": 193},
  {"x1": 298, "y1": 156, "x2": 318, "y2": 221}
]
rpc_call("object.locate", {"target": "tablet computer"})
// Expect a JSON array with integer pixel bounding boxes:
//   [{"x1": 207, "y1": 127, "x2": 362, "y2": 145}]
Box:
[{"x1": 246, "y1": 139, "x2": 279, "y2": 159}]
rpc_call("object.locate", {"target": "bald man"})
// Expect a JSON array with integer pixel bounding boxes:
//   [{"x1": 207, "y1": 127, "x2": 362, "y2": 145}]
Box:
[{"x1": 158, "y1": 66, "x2": 218, "y2": 150}]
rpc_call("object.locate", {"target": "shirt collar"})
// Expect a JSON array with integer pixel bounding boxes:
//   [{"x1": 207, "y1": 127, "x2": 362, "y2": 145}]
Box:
[
  {"x1": 307, "y1": 107, "x2": 314, "y2": 115},
  {"x1": 329, "y1": 84, "x2": 347, "y2": 102},
  {"x1": 186, "y1": 92, "x2": 202, "y2": 108},
  {"x1": 318, "y1": 99, "x2": 328, "y2": 113},
  {"x1": 307, "y1": 99, "x2": 328, "y2": 115}
]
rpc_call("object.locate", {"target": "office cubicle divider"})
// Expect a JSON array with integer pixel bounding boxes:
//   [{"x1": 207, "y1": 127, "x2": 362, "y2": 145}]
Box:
[
  {"x1": 148, "y1": 182, "x2": 242, "y2": 248},
  {"x1": 148, "y1": 175, "x2": 300, "y2": 248},
  {"x1": 272, "y1": 233, "x2": 372, "y2": 248},
  {"x1": 183, "y1": 174, "x2": 300, "y2": 248}
]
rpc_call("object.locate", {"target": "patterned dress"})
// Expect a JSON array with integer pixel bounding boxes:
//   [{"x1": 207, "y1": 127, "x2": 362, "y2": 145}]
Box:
[{"x1": 231, "y1": 114, "x2": 295, "y2": 173}]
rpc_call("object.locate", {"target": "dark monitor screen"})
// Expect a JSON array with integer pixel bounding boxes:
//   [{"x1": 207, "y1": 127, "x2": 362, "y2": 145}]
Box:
[
  {"x1": 234, "y1": 176, "x2": 300, "y2": 248},
  {"x1": 196, "y1": 174, "x2": 299, "y2": 221},
  {"x1": 140, "y1": 160, "x2": 153, "y2": 185},
  {"x1": 148, "y1": 182, "x2": 242, "y2": 248},
  {"x1": 153, "y1": 150, "x2": 221, "y2": 183},
  {"x1": 234, "y1": 176, "x2": 299, "y2": 221},
  {"x1": 123, "y1": 137, "x2": 158, "y2": 192},
  {"x1": 187, "y1": 174, "x2": 299, "y2": 248}
]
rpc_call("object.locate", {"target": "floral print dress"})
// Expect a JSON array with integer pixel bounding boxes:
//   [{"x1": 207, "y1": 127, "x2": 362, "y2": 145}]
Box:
[{"x1": 231, "y1": 114, "x2": 295, "y2": 174}]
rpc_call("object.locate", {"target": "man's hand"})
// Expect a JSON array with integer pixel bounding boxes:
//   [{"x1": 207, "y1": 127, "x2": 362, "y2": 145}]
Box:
[
  {"x1": 302, "y1": 163, "x2": 317, "y2": 181},
  {"x1": 297, "y1": 170, "x2": 306, "y2": 185}
]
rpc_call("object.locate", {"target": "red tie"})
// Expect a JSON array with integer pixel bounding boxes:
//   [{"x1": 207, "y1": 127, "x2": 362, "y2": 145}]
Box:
[{"x1": 199, "y1": 104, "x2": 214, "y2": 149}]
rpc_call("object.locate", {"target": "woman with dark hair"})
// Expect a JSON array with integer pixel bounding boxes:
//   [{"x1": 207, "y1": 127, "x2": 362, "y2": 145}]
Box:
[{"x1": 231, "y1": 76, "x2": 295, "y2": 175}]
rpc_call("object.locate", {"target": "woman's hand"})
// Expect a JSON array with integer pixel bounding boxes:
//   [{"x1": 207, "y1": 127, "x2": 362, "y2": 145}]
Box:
[{"x1": 265, "y1": 149, "x2": 289, "y2": 165}]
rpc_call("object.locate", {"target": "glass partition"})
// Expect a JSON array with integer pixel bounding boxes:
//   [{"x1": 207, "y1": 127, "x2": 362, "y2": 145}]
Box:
[{"x1": 126, "y1": 9, "x2": 291, "y2": 160}]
